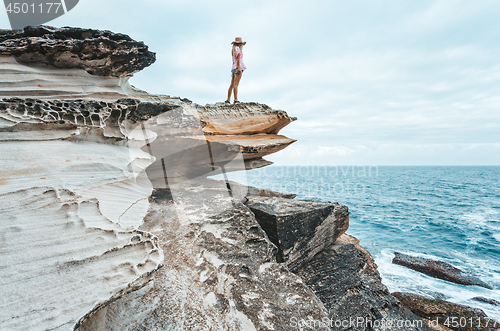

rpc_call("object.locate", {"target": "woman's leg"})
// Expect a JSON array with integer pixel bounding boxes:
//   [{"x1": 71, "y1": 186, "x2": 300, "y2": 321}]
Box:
[
  {"x1": 227, "y1": 75, "x2": 236, "y2": 101},
  {"x1": 233, "y1": 71, "x2": 243, "y2": 101}
]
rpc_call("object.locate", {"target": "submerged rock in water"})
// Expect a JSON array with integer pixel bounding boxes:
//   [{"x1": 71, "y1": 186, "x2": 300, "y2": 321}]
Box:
[
  {"x1": 471, "y1": 297, "x2": 500, "y2": 306},
  {"x1": 392, "y1": 292, "x2": 497, "y2": 331},
  {"x1": 392, "y1": 252, "x2": 492, "y2": 289}
]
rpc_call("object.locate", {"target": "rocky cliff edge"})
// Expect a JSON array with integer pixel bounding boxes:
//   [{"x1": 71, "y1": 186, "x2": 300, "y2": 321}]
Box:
[{"x1": 0, "y1": 26, "x2": 431, "y2": 331}]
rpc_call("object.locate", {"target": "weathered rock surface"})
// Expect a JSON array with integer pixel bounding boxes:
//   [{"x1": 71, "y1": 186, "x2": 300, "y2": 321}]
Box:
[
  {"x1": 288, "y1": 234, "x2": 433, "y2": 331},
  {"x1": 198, "y1": 102, "x2": 296, "y2": 135},
  {"x1": 0, "y1": 133, "x2": 163, "y2": 330},
  {"x1": 0, "y1": 55, "x2": 149, "y2": 100},
  {"x1": 205, "y1": 133, "x2": 296, "y2": 159},
  {"x1": 0, "y1": 96, "x2": 294, "y2": 181},
  {"x1": 392, "y1": 252, "x2": 492, "y2": 289},
  {"x1": 0, "y1": 26, "x2": 155, "y2": 77},
  {"x1": 244, "y1": 193, "x2": 431, "y2": 330},
  {"x1": 392, "y1": 292, "x2": 498, "y2": 331},
  {"x1": 245, "y1": 196, "x2": 349, "y2": 268},
  {"x1": 75, "y1": 179, "x2": 331, "y2": 331}
]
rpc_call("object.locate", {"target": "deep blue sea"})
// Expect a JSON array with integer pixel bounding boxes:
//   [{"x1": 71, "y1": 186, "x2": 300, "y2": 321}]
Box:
[{"x1": 222, "y1": 166, "x2": 500, "y2": 317}]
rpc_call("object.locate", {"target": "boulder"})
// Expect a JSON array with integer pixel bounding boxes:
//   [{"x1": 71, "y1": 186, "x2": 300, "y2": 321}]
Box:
[
  {"x1": 392, "y1": 252, "x2": 492, "y2": 289},
  {"x1": 245, "y1": 196, "x2": 349, "y2": 268},
  {"x1": 392, "y1": 292, "x2": 497, "y2": 331}
]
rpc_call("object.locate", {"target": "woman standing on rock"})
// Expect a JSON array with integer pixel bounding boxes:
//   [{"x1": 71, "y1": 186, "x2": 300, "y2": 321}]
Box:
[{"x1": 226, "y1": 37, "x2": 246, "y2": 105}]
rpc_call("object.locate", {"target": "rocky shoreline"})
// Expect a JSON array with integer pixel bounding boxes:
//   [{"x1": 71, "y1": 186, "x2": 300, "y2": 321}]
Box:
[{"x1": 0, "y1": 26, "x2": 495, "y2": 331}]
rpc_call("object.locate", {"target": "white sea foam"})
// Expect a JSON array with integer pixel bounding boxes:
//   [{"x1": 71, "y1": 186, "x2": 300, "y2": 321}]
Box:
[{"x1": 375, "y1": 249, "x2": 500, "y2": 318}]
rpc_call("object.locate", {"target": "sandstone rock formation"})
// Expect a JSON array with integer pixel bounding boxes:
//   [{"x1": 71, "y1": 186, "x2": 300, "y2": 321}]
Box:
[
  {"x1": 0, "y1": 26, "x2": 155, "y2": 77},
  {"x1": 1, "y1": 26, "x2": 431, "y2": 331},
  {"x1": 392, "y1": 252, "x2": 492, "y2": 289},
  {"x1": 76, "y1": 180, "x2": 332, "y2": 331}
]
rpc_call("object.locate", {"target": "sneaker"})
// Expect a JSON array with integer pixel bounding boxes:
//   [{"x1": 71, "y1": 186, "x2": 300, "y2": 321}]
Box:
[
  {"x1": 234, "y1": 100, "x2": 241, "y2": 104},
  {"x1": 225, "y1": 100, "x2": 230, "y2": 104}
]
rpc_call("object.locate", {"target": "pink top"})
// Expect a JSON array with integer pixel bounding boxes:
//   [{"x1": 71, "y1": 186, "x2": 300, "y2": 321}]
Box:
[{"x1": 232, "y1": 46, "x2": 246, "y2": 71}]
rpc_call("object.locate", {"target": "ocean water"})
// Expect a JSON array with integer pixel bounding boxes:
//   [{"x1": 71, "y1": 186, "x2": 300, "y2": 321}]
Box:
[{"x1": 221, "y1": 166, "x2": 500, "y2": 317}]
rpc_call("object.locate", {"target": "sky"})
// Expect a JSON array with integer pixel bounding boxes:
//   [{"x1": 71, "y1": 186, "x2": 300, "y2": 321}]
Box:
[{"x1": 2, "y1": 0, "x2": 500, "y2": 165}]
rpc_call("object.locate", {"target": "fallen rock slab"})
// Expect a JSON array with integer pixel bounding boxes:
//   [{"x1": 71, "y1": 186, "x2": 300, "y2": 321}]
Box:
[
  {"x1": 393, "y1": 252, "x2": 492, "y2": 289},
  {"x1": 392, "y1": 292, "x2": 498, "y2": 331},
  {"x1": 245, "y1": 196, "x2": 349, "y2": 268}
]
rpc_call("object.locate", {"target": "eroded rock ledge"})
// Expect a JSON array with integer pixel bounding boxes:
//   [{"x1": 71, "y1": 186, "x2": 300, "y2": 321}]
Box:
[
  {"x1": 0, "y1": 97, "x2": 296, "y2": 178},
  {"x1": 0, "y1": 25, "x2": 431, "y2": 331},
  {"x1": 0, "y1": 26, "x2": 155, "y2": 77}
]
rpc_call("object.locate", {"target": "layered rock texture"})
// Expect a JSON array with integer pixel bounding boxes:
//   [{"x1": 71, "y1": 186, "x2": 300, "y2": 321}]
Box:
[
  {"x1": 0, "y1": 26, "x2": 156, "y2": 77},
  {"x1": 1, "y1": 26, "x2": 430, "y2": 331}
]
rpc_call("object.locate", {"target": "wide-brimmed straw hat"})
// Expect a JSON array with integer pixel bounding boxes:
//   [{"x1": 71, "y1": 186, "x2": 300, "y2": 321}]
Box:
[{"x1": 231, "y1": 37, "x2": 246, "y2": 45}]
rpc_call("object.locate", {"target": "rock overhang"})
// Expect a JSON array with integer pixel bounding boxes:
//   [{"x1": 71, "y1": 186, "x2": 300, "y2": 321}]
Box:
[{"x1": 0, "y1": 26, "x2": 156, "y2": 77}]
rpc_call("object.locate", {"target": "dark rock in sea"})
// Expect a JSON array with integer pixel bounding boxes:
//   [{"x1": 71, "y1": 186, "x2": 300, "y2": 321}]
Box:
[
  {"x1": 392, "y1": 252, "x2": 492, "y2": 289},
  {"x1": 392, "y1": 292, "x2": 497, "y2": 331},
  {"x1": 245, "y1": 196, "x2": 349, "y2": 267},
  {"x1": 0, "y1": 26, "x2": 156, "y2": 77},
  {"x1": 471, "y1": 297, "x2": 500, "y2": 306}
]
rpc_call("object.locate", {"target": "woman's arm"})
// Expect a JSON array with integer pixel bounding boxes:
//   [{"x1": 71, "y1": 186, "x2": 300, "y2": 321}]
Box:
[{"x1": 236, "y1": 48, "x2": 242, "y2": 72}]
